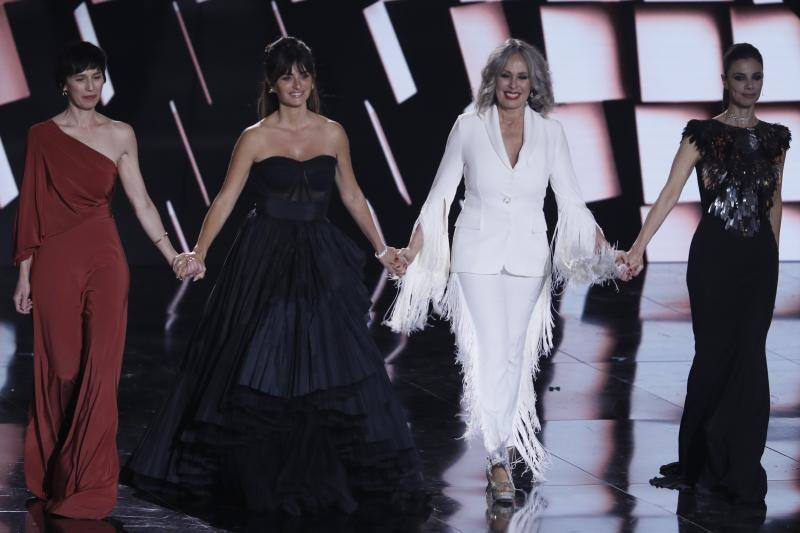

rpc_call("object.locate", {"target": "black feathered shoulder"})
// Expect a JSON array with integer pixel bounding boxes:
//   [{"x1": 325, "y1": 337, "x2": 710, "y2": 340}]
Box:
[{"x1": 682, "y1": 119, "x2": 713, "y2": 157}]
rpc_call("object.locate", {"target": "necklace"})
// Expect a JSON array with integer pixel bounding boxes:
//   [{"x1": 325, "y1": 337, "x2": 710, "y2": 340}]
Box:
[{"x1": 724, "y1": 109, "x2": 757, "y2": 128}]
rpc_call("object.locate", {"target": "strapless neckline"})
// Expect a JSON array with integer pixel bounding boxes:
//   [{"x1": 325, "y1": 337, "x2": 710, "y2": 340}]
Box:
[{"x1": 254, "y1": 154, "x2": 337, "y2": 165}]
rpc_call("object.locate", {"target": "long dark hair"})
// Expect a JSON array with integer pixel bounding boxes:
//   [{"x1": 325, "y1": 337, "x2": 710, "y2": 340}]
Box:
[
  {"x1": 257, "y1": 36, "x2": 320, "y2": 118},
  {"x1": 721, "y1": 43, "x2": 763, "y2": 109}
]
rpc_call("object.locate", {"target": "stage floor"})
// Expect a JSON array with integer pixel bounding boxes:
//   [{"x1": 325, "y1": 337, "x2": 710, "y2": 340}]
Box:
[{"x1": 0, "y1": 263, "x2": 798, "y2": 532}]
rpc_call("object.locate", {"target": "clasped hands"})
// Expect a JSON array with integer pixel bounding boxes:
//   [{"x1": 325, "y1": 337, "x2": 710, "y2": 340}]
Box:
[
  {"x1": 615, "y1": 247, "x2": 644, "y2": 282},
  {"x1": 378, "y1": 246, "x2": 416, "y2": 278},
  {"x1": 172, "y1": 251, "x2": 207, "y2": 282}
]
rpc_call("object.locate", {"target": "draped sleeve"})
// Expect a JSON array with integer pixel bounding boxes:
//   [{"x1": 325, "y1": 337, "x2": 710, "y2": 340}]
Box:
[
  {"x1": 385, "y1": 116, "x2": 465, "y2": 334},
  {"x1": 12, "y1": 127, "x2": 45, "y2": 266},
  {"x1": 548, "y1": 121, "x2": 617, "y2": 286}
]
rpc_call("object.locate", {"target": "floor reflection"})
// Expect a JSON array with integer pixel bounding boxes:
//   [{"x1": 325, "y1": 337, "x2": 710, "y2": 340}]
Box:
[
  {"x1": 25, "y1": 500, "x2": 125, "y2": 533},
  {"x1": 0, "y1": 264, "x2": 798, "y2": 532}
]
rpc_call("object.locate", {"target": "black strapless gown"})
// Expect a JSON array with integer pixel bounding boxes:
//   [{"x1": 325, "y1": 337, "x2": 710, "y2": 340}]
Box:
[{"x1": 123, "y1": 155, "x2": 424, "y2": 519}]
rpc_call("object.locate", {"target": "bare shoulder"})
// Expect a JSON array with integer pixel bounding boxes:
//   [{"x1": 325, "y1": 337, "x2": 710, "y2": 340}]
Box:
[
  {"x1": 242, "y1": 120, "x2": 272, "y2": 143},
  {"x1": 236, "y1": 121, "x2": 270, "y2": 158},
  {"x1": 92, "y1": 119, "x2": 136, "y2": 155},
  {"x1": 320, "y1": 117, "x2": 347, "y2": 144},
  {"x1": 106, "y1": 119, "x2": 135, "y2": 140}
]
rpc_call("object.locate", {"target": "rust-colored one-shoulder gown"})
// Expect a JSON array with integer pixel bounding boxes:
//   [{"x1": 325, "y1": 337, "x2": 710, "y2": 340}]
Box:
[{"x1": 13, "y1": 120, "x2": 129, "y2": 519}]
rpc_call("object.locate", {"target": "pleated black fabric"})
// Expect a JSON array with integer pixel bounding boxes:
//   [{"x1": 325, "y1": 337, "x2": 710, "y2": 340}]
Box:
[{"x1": 123, "y1": 155, "x2": 425, "y2": 519}]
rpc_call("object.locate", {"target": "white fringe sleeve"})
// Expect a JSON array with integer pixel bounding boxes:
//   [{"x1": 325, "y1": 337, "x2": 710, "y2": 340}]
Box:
[
  {"x1": 385, "y1": 116, "x2": 466, "y2": 334},
  {"x1": 548, "y1": 121, "x2": 618, "y2": 287}
]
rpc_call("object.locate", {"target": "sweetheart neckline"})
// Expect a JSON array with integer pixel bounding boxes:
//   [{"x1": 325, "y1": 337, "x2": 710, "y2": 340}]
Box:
[{"x1": 254, "y1": 154, "x2": 337, "y2": 165}]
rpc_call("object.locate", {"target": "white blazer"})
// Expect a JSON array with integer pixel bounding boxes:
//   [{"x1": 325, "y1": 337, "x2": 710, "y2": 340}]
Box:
[
  {"x1": 386, "y1": 105, "x2": 618, "y2": 476},
  {"x1": 424, "y1": 104, "x2": 590, "y2": 277}
]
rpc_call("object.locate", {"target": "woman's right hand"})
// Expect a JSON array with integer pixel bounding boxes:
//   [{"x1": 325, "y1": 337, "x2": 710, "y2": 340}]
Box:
[
  {"x1": 13, "y1": 276, "x2": 32, "y2": 314},
  {"x1": 393, "y1": 247, "x2": 417, "y2": 278},
  {"x1": 172, "y1": 252, "x2": 207, "y2": 281},
  {"x1": 624, "y1": 246, "x2": 645, "y2": 280}
]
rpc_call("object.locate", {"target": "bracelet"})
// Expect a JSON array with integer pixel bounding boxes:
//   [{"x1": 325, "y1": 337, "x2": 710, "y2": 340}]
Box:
[
  {"x1": 153, "y1": 231, "x2": 168, "y2": 245},
  {"x1": 374, "y1": 246, "x2": 389, "y2": 259}
]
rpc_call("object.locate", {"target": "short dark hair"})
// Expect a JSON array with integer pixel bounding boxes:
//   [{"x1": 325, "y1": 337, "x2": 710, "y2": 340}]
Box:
[
  {"x1": 721, "y1": 43, "x2": 763, "y2": 107},
  {"x1": 258, "y1": 36, "x2": 320, "y2": 118},
  {"x1": 55, "y1": 41, "x2": 107, "y2": 89}
]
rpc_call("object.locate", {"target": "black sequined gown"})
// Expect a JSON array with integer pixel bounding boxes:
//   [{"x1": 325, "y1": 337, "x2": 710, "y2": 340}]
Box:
[
  {"x1": 123, "y1": 155, "x2": 425, "y2": 519},
  {"x1": 656, "y1": 120, "x2": 791, "y2": 503}
]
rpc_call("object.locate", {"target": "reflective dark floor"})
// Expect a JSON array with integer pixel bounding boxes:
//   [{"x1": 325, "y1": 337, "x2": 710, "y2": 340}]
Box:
[{"x1": 0, "y1": 263, "x2": 798, "y2": 532}]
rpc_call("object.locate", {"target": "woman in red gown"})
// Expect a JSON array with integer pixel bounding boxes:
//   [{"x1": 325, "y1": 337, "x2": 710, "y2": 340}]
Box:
[{"x1": 12, "y1": 41, "x2": 180, "y2": 519}]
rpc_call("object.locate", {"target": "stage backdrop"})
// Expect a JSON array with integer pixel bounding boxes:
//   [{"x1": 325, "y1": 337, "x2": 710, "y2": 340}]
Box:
[{"x1": 0, "y1": 0, "x2": 798, "y2": 284}]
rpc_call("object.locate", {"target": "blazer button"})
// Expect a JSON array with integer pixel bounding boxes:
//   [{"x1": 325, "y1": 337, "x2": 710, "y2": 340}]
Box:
[{"x1": 503, "y1": 196, "x2": 511, "y2": 204}]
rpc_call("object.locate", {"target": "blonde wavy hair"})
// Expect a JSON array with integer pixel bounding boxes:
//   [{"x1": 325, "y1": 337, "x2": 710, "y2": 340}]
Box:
[{"x1": 475, "y1": 39, "x2": 554, "y2": 116}]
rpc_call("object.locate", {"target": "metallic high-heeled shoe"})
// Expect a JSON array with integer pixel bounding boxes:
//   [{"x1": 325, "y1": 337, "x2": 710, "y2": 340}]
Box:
[{"x1": 485, "y1": 460, "x2": 515, "y2": 503}]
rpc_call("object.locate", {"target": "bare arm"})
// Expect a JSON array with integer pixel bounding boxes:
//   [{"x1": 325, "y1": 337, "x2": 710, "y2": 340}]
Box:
[
  {"x1": 625, "y1": 136, "x2": 700, "y2": 277},
  {"x1": 770, "y1": 152, "x2": 786, "y2": 247},
  {"x1": 331, "y1": 123, "x2": 402, "y2": 273},
  {"x1": 192, "y1": 129, "x2": 260, "y2": 263},
  {"x1": 116, "y1": 124, "x2": 179, "y2": 265}
]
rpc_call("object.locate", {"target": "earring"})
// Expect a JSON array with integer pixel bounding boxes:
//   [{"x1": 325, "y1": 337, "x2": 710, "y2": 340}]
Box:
[{"x1": 62, "y1": 88, "x2": 68, "y2": 96}]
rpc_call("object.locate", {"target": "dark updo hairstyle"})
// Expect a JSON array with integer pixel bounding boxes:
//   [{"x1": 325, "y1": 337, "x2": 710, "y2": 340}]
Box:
[
  {"x1": 721, "y1": 43, "x2": 763, "y2": 108},
  {"x1": 55, "y1": 41, "x2": 107, "y2": 91},
  {"x1": 258, "y1": 36, "x2": 320, "y2": 118}
]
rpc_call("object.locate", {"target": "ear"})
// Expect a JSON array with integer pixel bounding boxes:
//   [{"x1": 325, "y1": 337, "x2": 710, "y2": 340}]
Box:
[{"x1": 720, "y1": 73, "x2": 728, "y2": 90}]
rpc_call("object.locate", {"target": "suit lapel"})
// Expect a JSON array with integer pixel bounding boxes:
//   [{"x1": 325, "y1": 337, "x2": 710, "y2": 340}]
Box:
[
  {"x1": 482, "y1": 104, "x2": 540, "y2": 170},
  {"x1": 483, "y1": 105, "x2": 512, "y2": 170},
  {"x1": 520, "y1": 106, "x2": 541, "y2": 168}
]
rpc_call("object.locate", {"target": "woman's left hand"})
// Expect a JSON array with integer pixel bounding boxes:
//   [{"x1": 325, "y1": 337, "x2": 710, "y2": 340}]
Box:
[
  {"x1": 378, "y1": 247, "x2": 404, "y2": 278},
  {"x1": 173, "y1": 252, "x2": 207, "y2": 281}
]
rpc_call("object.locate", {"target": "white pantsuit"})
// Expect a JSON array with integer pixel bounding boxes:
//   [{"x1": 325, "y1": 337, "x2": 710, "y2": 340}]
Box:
[
  {"x1": 457, "y1": 271, "x2": 545, "y2": 462},
  {"x1": 387, "y1": 105, "x2": 616, "y2": 478}
]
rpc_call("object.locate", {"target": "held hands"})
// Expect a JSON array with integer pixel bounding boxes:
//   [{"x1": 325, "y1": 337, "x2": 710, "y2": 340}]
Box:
[
  {"x1": 616, "y1": 247, "x2": 645, "y2": 282},
  {"x1": 172, "y1": 251, "x2": 207, "y2": 282},
  {"x1": 13, "y1": 276, "x2": 32, "y2": 314},
  {"x1": 389, "y1": 247, "x2": 417, "y2": 278},
  {"x1": 377, "y1": 247, "x2": 407, "y2": 278}
]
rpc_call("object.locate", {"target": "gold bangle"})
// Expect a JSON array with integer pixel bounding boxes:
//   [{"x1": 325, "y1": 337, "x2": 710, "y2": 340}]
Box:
[{"x1": 153, "y1": 231, "x2": 168, "y2": 245}]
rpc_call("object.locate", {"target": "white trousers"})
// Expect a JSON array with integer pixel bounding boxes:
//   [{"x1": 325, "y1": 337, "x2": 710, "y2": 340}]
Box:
[{"x1": 456, "y1": 270, "x2": 545, "y2": 464}]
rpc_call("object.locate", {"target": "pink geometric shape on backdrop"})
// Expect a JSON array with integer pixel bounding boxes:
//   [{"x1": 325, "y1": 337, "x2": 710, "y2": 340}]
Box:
[
  {"x1": 541, "y1": 5, "x2": 626, "y2": 103},
  {"x1": 0, "y1": 6, "x2": 30, "y2": 105},
  {"x1": 640, "y1": 203, "x2": 702, "y2": 262},
  {"x1": 635, "y1": 104, "x2": 712, "y2": 204},
  {"x1": 551, "y1": 103, "x2": 621, "y2": 203},
  {"x1": 450, "y1": 3, "x2": 510, "y2": 95},
  {"x1": 635, "y1": 7, "x2": 724, "y2": 102}
]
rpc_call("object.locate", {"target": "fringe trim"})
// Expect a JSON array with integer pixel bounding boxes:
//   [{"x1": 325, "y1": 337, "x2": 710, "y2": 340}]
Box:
[
  {"x1": 510, "y1": 272, "x2": 553, "y2": 480},
  {"x1": 440, "y1": 276, "x2": 481, "y2": 443},
  {"x1": 385, "y1": 199, "x2": 451, "y2": 334},
  {"x1": 443, "y1": 273, "x2": 553, "y2": 481},
  {"x1": 552, "y1": 204, "x2": 619, "y2": 288},
  {"x1": 387, "y1": 200, "x2": 619, "y2": 481}
]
